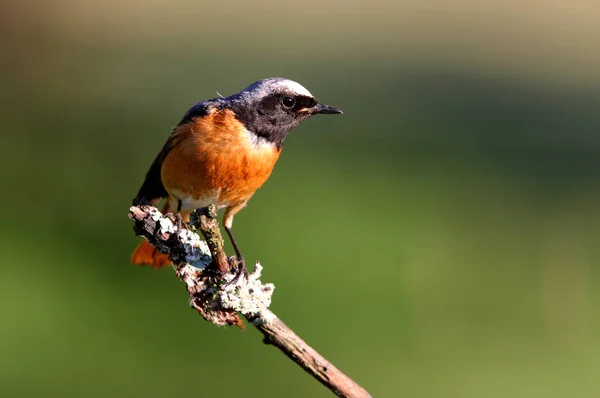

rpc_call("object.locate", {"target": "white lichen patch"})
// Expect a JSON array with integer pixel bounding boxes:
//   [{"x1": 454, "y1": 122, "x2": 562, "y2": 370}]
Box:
[
  {"x1": 177, "y1": 263, "x2": 204, "y2": 288},
  {"x1": 159, "y1": 217, "x2": 176, "y2": 234},
  {"x1": 149, "y1": 208, "x2": 163, "y2": 222},
  {"x1": 178, "y1": 229, "x2": 212, "y2": 269},
  {"x1": 219, "y1": 263, "x2": 275, "y2": 316},
  {"x1": 149, "y1": 208, "x2": 212, "y2": 269},
  {"x1": 148, "y1": 209, "x2": 176, "y2": 234}
]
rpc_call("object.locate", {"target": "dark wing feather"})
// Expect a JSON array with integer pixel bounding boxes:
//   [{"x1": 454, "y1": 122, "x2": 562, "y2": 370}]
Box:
[
  {"x1": 134, "y1": 101, "x2": 213, "y2": 202},
  {"x1": 135, "y1": 133, "x2": 179, "y2": 202}
]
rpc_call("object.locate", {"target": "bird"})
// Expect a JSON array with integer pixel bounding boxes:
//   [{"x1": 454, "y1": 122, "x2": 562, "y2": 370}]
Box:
[{"x1": 131, "y1": 77, "x2": 343, "y2": 269}]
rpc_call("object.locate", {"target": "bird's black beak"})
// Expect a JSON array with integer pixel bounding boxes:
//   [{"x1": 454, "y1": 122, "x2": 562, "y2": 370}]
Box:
[{"x1": 308, "y1": 103, "x2": 343, "y2": 115}]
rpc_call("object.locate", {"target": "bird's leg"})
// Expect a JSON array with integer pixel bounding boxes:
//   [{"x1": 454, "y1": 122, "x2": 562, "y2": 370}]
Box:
[
  {"x1": 173, "y1": 212, "x2": 184, "y2": 233},
  {"x1": 171, "y1": 199, "x2": 186, "y2": 234},
  {"x1": 224, "y1": 225, "x2": 248, "y2": 283},
  {"x1": 225, "y1": 225, "x2": 244, "y2": 263},
  {"x1": 221, "y1": 204, "x2": 249, "y2": 282},
  {"x1": 171, "y1": 200, "x2": 193, "y2": 238}
]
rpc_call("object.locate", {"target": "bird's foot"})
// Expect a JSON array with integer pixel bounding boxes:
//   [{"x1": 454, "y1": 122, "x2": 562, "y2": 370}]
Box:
[
  {"x1": 173, "y1": 212, "x2": 185, "y2": 232},
  {"x1": 225, "y1": 255, "x2": 248, "y2": 286}
]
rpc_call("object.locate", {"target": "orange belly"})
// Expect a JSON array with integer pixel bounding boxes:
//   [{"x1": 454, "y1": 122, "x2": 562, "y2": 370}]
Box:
[{"x1": 160, "y1": 109, "x2": 281, "y2": 212}]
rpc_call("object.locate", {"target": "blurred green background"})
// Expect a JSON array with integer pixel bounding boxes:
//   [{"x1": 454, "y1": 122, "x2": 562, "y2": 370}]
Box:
[{"x1": 2, "y1": 0, "x2": 600, "y2": 397}]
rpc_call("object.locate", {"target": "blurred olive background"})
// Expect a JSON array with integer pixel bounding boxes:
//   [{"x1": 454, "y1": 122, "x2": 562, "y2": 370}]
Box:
[{"x1": 2, "y1": 1, "x2": 600, "y2": 397}]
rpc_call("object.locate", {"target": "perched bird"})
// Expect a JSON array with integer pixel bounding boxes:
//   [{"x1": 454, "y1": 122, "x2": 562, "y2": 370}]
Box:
[{"x1": 131, "y1": 77, "x2": 343, "y2": 268}]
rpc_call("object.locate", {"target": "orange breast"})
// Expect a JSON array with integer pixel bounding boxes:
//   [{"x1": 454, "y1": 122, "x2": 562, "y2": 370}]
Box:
[{"x1": 160, "y1": 109, "x2": 281, "y2": 210}]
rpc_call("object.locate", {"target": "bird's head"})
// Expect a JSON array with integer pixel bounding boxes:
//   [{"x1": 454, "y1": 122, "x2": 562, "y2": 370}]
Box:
[{"x1": 225, "y1": 77, "x2": 342, "y2": 148}]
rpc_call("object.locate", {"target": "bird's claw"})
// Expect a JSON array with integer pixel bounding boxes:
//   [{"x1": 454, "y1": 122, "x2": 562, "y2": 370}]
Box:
[
  {"x1": 173, "y1": 213, "x2": 184, "y2": 232},
  {"x1": 225, "y1": 255, "x2": 248, "y2": 286}
]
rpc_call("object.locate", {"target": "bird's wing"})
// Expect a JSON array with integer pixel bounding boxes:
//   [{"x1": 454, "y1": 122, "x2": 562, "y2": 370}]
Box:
[
  {"x1": 134, "y1": 132, "x2": 179, "y2": 202},
  {"x1": 134, "y1": 101, "x2": 214, "y2": 202}
]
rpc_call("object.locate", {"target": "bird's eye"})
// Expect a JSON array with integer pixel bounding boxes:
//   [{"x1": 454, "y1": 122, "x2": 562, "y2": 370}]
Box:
[{"x1": 282, "y1": 96, "x2": 296, "y2": 108}]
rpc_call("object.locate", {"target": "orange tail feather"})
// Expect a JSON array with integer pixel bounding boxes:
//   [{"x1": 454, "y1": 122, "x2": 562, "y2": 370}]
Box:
[{"x1": 131, "y1": 240, "x2": 171, "y2": 268}]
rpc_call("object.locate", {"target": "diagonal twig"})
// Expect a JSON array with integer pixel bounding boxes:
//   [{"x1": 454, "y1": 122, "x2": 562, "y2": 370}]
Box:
[{"x1": 128, "y1": 204, "x2": 371, "y2": 398}]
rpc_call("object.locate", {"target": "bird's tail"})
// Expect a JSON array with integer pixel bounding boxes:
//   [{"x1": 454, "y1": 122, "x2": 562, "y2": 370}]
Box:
[
  {"x1": 131, "y1": 240, "x2": 171, "y2": 268},
  {"x1": 130, "y1": 201, "x2": 172, "y2": 268}
]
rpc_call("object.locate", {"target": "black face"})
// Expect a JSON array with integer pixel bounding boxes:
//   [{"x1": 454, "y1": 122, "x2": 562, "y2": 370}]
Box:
[{"x1": 230, "y1": 93, "x2": 320, "y2": 149}]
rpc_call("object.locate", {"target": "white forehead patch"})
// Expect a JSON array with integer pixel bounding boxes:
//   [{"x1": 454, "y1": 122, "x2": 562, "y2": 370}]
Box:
[
  {"x1": 240, "y1": 77, "x2": 314, "y2": 98},
  {"x1": 270, "y1": 79, "x2": 313, "y2": 97}
]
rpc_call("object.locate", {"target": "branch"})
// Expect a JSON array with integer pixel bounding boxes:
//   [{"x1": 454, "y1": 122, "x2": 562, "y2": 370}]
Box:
[{"x1": 129, "y1": 204, "x2": 371, "y2": 398}]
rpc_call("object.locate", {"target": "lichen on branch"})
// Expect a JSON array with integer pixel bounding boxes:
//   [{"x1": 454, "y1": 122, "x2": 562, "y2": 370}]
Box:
[
  {"x1": 128, "y1": 204, "x2": 371, "y2": 398},
  {"x1": 129, "y1": 204, "x2": 274, "y2": 328}
]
